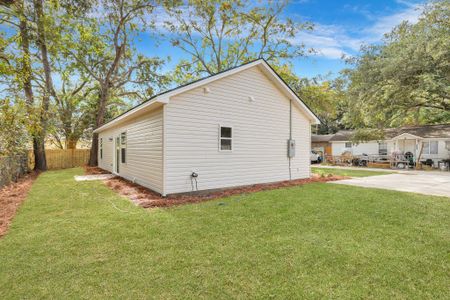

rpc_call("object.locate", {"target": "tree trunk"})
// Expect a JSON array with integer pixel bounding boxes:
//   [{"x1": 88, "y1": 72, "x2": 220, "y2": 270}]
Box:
[
  {"x1": 34, "y1": 0, "x2": 55, "y2": 97},
  {"x1": 34, "y1": 0, "x2": 56, "y2": 171},
  {"x1": 89, "y1": 133, "x2": 99, "y2": 166},
  {"x1": 88, "y1": 87, "x2": 109, "y2": 166},
  {"x1": 17, "y1": 0, "x2": 46, "y2": 171},
  {"x1": 18, "y1": 3, "x2": 32, "y2": 108},
  {"x1": 66, "y1": 138, "x2": 78, "y2": 149},
  {"x1": 33, "y1": 136, "x2": 47, "y2": 170}
]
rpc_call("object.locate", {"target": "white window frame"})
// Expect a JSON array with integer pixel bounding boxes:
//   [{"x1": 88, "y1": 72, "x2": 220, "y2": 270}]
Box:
[
  {"x1": 120, "y1": 131, "x2": 127, "y2": 163},
  {"x1": 422, "y1": 141, "x2": 438, "y2": 155},
  {"x1": 345, "y1": 142, "x2": 352, "y2": 148},
  {"x1": 99, "y1": 138, "x2": 103, "y2": 160},
  {"x1": 378, "y1": 142, "x2": 387, "y2": 155},
  {"x1": 218, "y1": 125, "x2": 233, "y2": 152}
]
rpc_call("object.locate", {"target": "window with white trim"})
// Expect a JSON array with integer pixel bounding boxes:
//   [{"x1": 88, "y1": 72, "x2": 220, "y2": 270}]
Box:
[
  {"x1": 378, "y1": 142, "x2": 387, "y2": 155},
  {"x1": 423, "y1": 141, "x2": 438, "y2": 155},
  {"x1": 99, "y1": 138, "x2": 103, "y2": 159},
  {"x1": 219, "y1": 126, "x2": 232, "y2": 151},
  {"x1": 345, "y1": 142, "x2": 352, "y2": 148},
  {"x1": 120, "y1": 132, "x2": 127, "y2": 163}
]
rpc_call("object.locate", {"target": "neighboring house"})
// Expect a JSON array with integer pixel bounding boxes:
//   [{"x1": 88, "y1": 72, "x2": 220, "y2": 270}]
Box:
[
  {"x1": 329, "y1": 124, "x2": 450, "y2": 166},
  {"x1": 94, "y1": 59, "x2": 320, "y2": 196},
  {"x1": 311, "y1": 134, "x2": 333, "y2": 157}
]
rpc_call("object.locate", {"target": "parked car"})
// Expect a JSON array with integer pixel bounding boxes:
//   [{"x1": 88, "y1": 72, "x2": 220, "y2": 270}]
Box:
[{"x1": 310, "y1": 150, "x2": 321, "y2": 163}]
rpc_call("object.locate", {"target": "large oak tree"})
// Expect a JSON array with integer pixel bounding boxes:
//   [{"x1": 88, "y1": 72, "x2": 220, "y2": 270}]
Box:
[
  {"x1": 342, "y1": 0, "x2": 450, "y2": 130},
  {"x1": 61, "y1": 0, "x2": 168, "y2": 166}
]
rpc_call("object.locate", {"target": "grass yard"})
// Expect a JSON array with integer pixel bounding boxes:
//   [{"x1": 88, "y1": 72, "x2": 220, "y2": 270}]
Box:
[
  {"x1": 312, "y1": 166, "x2": 394, "y2": 177},
  {"x1": 0, "y1": 168, "x2": 449, "y2": 299}
]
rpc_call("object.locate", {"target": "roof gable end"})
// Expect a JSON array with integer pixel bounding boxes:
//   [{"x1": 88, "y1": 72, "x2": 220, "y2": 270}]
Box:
[{"x1": 94, "y1": 59, "x2": 320, "y2": 133}]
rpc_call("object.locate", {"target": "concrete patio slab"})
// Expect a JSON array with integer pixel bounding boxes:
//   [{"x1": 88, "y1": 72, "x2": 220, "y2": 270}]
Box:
[
  {"x1": 331, "y1": 173, "x2": 450, "y2": 198},
  {"x1": 74, "y1": 174, "x2": 115, "y2": 181}
]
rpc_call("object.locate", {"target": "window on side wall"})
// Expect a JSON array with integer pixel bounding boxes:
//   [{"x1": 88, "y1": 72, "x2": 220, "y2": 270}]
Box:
[
  {"x1": 219, "y1": 126, "x2": 232, "y2": 151},
  {"x1": 430, "y1": 141, "x2": 438, "y2": 154},
  {"x1": 378, "y1": 142, "x2": 387, "y2": 155},
  {"x1": 422, "y1": 141, "x2": 438, "y2": 155},
  {"x1": 345, "y1": 142, "x2": 352, "y2": 148},
  {"x1": 99, "y1": 138, "x2": 103, "y2": 159},
  {"x1": 121, "y1": 132, "x2": 127, "y2": 163}
]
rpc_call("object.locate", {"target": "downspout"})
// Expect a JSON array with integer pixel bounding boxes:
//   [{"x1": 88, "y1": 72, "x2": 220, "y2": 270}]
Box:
[{"x1": 289, "y1": 99, "x2": 292, "y2": 180}]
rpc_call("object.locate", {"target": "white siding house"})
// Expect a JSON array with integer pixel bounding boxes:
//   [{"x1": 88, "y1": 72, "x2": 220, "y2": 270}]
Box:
[
  {"x1": 98, "y1": 108, "x2": 164, "y2": 193},
  {"x1": 329, "y1": 125, "x2": 450, "y2": 167},
  {"x1": 94, "y1": 59, "x2": 320, "y2": 196}
]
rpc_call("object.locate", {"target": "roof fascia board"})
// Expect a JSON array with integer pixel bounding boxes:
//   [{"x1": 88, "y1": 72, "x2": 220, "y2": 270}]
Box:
[
  {"x1": 389, "y1": 133, "x2": 423, "y2": 140},
  {"x1": 93, "y1": 99, "x2": 163, "y2": 133}
]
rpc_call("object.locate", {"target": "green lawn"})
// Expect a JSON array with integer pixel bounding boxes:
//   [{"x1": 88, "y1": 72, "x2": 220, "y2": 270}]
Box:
[
  {"x1": 0, "y1": 168, "x2": 449, "y2": 299},
  {"x1": 312, "y1": 166, "x2": 394, "y2": 177}
]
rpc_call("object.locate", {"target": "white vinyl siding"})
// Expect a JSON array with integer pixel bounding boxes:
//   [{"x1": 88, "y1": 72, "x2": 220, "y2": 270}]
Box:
[
  {"x1": 290, "y1": 103, "x2": 311, "y2": 180},
  {"x1": 98, "y1": 136, "x2": 113, "y2": 172},
  {"x1": 97, "y1": 107, "x2": 164, "y2": 194},
  {"x1": 164, "y1": 66, "x2": 311, "y2": 195},
  {"x1": 99, "y1": 138, "x2": 103, "y2": 160},
  {"x1": 332, "y1": 141, "x2": 380, "y2": 156}
]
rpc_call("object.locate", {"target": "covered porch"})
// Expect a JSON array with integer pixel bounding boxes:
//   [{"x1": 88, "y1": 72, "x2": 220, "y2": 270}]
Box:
[{"x1": 389, "y1": 133, "x2": 423, "y2": 169}]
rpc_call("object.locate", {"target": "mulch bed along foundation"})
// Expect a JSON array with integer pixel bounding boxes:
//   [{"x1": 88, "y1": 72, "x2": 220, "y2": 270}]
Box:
[
  {"x1": 0, "y1": 172, "x2": 39, "y2": 237},
  {"x1": 103, "y1": 174, "x2": 345, "y2": 209}
]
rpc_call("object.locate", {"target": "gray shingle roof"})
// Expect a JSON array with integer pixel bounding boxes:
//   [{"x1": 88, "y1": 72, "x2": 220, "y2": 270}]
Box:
[{"x1": 311, "y1": 134, "x2": 334, "y2": 142}]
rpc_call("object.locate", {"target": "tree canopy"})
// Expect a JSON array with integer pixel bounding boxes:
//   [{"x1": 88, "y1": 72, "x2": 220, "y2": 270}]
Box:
[
  {"x1": 342, "y1": 0, "x2": 450, "y2": 130},
  {"x1": 0, "y1": 0, "x2": 448, "y2": 168},
  {"x1": 164, "y1": 0, "x2": 313, "y2": 83}
]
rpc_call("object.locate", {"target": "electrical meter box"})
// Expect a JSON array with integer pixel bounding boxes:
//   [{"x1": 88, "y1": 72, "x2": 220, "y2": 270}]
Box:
[{"x1": 287, "y1": 139, "x2": 296, "y2": 158}]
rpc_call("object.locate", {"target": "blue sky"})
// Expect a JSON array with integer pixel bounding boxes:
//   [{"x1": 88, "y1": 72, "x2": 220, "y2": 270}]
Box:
[
  {"x1": 0, "y1": 0, "x2": 426, "y2": 89},
  {"x1": 285, "y1": 0, "x2": 425, "y2": 78},
  {"x1": 138, "y1": 0, "x2": 425, "y2": 80}
]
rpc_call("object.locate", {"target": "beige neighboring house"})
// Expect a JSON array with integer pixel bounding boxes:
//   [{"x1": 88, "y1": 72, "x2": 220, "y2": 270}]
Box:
[
  {"x1": 311, "y1": 134, "x2": 334, "y2": 156},
  {"x1": 94, "y1": 59, "x2": 320, "y2": 196},
  {"x1": 329, "y1": 124, "x2": 450, "y2": 166}
]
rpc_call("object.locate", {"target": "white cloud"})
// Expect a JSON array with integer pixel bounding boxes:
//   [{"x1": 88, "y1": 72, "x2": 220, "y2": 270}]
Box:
[
  {"x1": 292, "y1": 26, "x2": 348, "y2": 59},
  {"x1": 365, "y1": 3, "x2": 422, "y2": 39},
  {"x1": 291, "y1": 2, "x2": 424, "y2": 60},
  {"x1": 150, "y1": 1, "x2": 424, "y2": 61},
  {"x1": 316, "y1": 47, "x2": 347, "y2": 60}
]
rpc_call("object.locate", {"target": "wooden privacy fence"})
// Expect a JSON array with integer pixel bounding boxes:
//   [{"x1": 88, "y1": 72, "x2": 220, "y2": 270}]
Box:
[{"x1": 28, "y1": 149, "x2": 91, "y2": 170}]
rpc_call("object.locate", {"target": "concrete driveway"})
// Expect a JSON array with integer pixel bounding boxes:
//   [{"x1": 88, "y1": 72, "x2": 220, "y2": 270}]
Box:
[{"x1": 331, "y1": 172, "x2": 450, "y2": 198}]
